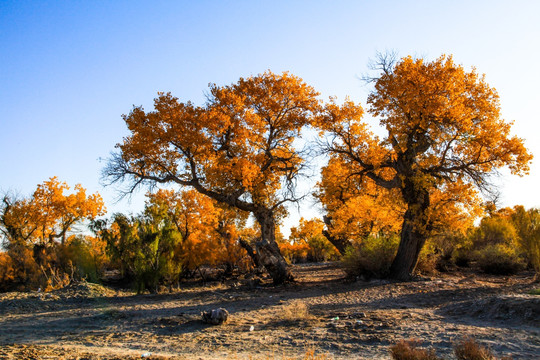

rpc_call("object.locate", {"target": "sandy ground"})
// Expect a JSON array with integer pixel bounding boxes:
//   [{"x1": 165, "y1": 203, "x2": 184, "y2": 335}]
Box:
[{"x1": 0, "y1": 263, "x2": 538, "y2": 359}]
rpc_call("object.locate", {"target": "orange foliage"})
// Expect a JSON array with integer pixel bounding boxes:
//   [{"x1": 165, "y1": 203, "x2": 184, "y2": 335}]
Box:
[
  {"x1": 2, "y1": 177, "x2": 105, "y2": 247},
  {"x1": 1, "y1": 178, "x2": 105, "y2": 290},
  {"x1": 288, "y1": 218, "x2": 339, "y2": 262},
  {"x1": 145, "y1": 189, "x2": 249, "y2": 272},
  {"x1": 317, "y1": 54, "x2": 532, "y2": 279},
  {"x1": 107, "y1": 71, "x2": 324, "y2": 283}
]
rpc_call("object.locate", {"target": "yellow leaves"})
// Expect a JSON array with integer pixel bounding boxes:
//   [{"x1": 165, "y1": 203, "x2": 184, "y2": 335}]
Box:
[
  {"x1": 365, "y1": 54, "x2": 531, "y2": 181},
  {"x1": 145, "y1": 189, "x2": 247, "y2": 270},
  {"x1": 116, "y1": 71, "x2": 323, "y2": 212},
  {"x1": 3, "y1": 177, "x2": 105, "y2": 246}
]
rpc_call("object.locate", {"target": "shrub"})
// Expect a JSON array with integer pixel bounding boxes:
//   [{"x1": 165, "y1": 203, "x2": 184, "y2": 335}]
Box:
[
  {"x1": 390, "y1": 340, "x2": 442, "y2": 360},
  {"x1": 307, "y1": 234, "x2": 340, "y2": 262},
  {"x1": 62, "y1": 235, "x2": 109, "y2": 283},
  {"x1": 453, "y1": 247, "x2": 473, "y2": 268},
  {"x1": 470, "y1": 216, "x2": 518, "y2": 249},
  {"x1": 476, "y1": 244, "x2": 526, "y2": 275},
  {"x1": 280, "y1": 299, "x2": 312, "y2": 321},
  {"x1": 454, "y1": 337, "x2": 513, "y2": 360},
  {"x1": 510, "y1": 206, "x2": 540, "y2": 273},
  {"x1": 416, "y1": 246, "x2": 439, "y2": 275},
  {"x1": 0, "y1": 252, "x2": 16, "y2": 291},
  {"x1": 341, "y1": 234, "x2": 398, "y2": 279},
  {"x1": 389, "y1": 338, "x2": 512, "y2": 360}
]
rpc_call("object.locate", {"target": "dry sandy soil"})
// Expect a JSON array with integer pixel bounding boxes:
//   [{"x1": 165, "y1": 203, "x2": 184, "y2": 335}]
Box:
[{"x1": 0, "y1": 263, "x2": 538, "y2": 359}]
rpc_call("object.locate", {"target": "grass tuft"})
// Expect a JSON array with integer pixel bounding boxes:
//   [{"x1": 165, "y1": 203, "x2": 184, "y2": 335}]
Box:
[{"x1": 280, "y1": 299, "x2": 312, "y2": 322}]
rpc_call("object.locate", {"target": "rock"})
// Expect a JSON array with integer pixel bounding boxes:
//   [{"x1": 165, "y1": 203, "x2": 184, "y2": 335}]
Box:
[{"x1": 201, "y1": 308, "x2": 229, "y2": 325}]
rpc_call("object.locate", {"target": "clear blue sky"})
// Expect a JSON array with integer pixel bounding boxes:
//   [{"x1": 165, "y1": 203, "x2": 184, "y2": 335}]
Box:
[{"x1": 1, "y1": 1, "x2": 539, "y2": 234}]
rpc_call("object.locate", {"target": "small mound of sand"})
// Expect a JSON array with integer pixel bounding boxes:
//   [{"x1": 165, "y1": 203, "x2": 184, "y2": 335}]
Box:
[
  {"x1": 52, "y1": 281, "x2": 117, "y2": 299},
  {"x1": 0, "y1": 281, "x2": 119, "y2": 314},
  {"x1": 442, "y1": 294, "x2": 540, "y2": 324}
]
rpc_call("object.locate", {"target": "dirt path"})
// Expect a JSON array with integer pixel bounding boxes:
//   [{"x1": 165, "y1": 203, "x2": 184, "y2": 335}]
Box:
[{"x1": 0, "y1": 263, "x2": 538, "y2": 359}]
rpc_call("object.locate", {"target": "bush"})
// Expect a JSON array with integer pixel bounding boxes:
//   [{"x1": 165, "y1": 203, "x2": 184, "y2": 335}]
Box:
[
  {"x1": 280, "y1": 299, "x2": 312, "y2": 322},
  {"x1": 341, "y1": 234, "x2": 398, "y2": 279},
  {"x1": 476, "y1": 244, "x2": 526, "y2": 275},
  {"x1": 389, "y1": 338, "x2": 512, "y2": 360},
  {"x1": 390, "y1": 340, "x2": 442, "y2": 360},
  {"x1": 416, "y1": 247, "x2": 439, "y2": 275},
  {"x1": 307, "y1": 235, "x2": 340, "y2": 262},
  {"x1": 62, "y1": 235, "x2": 109, "y2": 283},
  {"x1": 510, "y1": 206, "x2": 540, "y2": 274},
  {"x1": 454, "y1": 337, "x2": 512, "y2": 360},
  {"x1": 453, "y1": 247, "x2": 473, "y2": 268}
]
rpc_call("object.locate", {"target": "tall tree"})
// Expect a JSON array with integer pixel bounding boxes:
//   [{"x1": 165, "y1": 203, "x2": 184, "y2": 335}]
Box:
[
  {"x1": 318, "y1": 54, "x2": 532, "y2": 280},
  {"x1": 105, "y1": 71, "x2": 321, "y2": 284}
]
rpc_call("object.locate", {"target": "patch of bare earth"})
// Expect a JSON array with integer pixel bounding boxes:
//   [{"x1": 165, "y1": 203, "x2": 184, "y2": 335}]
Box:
[{"x1": 0, "y1": 263, "x2": 538, "y2": 359}]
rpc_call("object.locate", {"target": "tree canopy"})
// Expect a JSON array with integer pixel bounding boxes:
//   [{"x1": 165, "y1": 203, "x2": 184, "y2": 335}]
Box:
[
  {"x1": 318, "y1": 54, "x2": 532, "y2": 279},
  {"x1": 105, "y1": 71, "x2": 321, "y2": 284}
]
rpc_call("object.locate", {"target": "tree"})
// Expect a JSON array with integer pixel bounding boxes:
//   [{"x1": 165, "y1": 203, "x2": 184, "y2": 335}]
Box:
[
  {"x1": 288, "y1": 217, "x2": 339, "y2": 262},
  {"x1": 316, "y1": 157, "x2": 403, "y2": 254},
  {"x1": 509, "y1": 206, "x2": 540, "y2": 274},
  {"x1": 146, "y1": 189, "x2": 219, "y2": 274},
  {"x1": 1, "y1": 177, "x2": 105, "y2": 247},
  {"x1": 318, "y1": 54, "x2": 532, "y2": 280},
  {"x1": 105, "y1": 71, "x2": 321, "y2": 284},
  {"x1": 1, "y1": 178, "x2": 105, "y2": 289}
]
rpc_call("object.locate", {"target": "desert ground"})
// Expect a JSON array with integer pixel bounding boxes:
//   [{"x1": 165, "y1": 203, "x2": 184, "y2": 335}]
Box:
[{"x1": 0, "y1": 263, "x2": 538, "y2": 359}]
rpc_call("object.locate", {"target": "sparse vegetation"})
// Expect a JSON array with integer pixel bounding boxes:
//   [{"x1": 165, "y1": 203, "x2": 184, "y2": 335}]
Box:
[
  {"x1": 280, "y1": 299, "x2": 312, "y2": 322},
  {"x1": 476, "y1": 244, "x2": 526, "y2": 275},
  {"x1": 454, "y1": 337, "x2": 513, "y2": 360},
  {"x1": 390, "y1": 340, "x2": 442, "y2": 360},
  {"x1": 390, "y1": 338, "x2": 514, "y2": 360},
  {"x1": 529, "y1": 288, "x2": 540, "y2": 295},
  {"x1": 341, "y1": 234, "x2": 398, "y2": 279}
]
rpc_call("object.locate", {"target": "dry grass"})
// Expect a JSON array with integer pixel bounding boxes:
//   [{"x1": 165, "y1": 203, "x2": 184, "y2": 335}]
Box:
[
  {"x1": 243, "y1": 349, "x2": 331, "y2": 360},
  {"x1": 390, "y1": 338, "x2": 513, "y2": 360},
  {"x1": 390, "y1": 340, "x2": 442, "y2": 360},
  {"x1": 280, "y1": 299, "x2": 312, "y2": 322},
  {"x1": 454, "y1": 337, "x2": 512, "y2": 360}
]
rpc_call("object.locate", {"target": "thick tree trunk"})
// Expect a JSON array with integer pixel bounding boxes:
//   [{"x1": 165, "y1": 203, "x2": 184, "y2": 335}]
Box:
[
  {"x1": 322, "y1": 215, "x2": 353, "y2": 255},
  {"x1": 238, "y1": 237, "x2": 262, "y2": 268},
  {"x1": 254, "y1": 210, "x2": 294, "y2": 285},
  {"x1": 389, "y1": 183, "x2": 431, "y2": 280}
]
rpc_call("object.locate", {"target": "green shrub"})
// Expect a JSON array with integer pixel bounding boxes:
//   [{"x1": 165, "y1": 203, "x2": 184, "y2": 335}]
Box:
[
  {"x1": 470, "y1": 216, "x2": 518, "y2": 249},
  {"x1": 511, "y1": 206, "x2": 540, "y2": 274},
  {"x1": 341, "y1": 234, "x2": 398, "y2": 279},
  {"x1": 476, "y1": 244, "x2": 526, "y2": 275},
  {"x1": 453, "y1": 247, "x2": 473, "y2": 268}
]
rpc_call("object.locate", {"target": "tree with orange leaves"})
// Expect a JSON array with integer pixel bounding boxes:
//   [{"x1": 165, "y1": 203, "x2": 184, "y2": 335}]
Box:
[
  {"x1": 145, "y1": 189, "x2": 220, "y2": 273},
  {"x1": 105, "y1": 72, "x2": 321, "y2": 284},
  {"x1": 1, "y1": 178, "x2": 105, "y2": 290},
  {"x1": 316, "y1": 157, "x2": 404, "y2": 254},
  {"x1": 318, "y1": 54, "x2": 532, "y2": 280},
  {"x1": 1, "y1": 177, "x2": 105, "y2": 248}
]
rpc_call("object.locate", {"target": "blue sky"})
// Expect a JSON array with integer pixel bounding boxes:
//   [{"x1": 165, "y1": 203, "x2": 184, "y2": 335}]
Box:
[{"x1": 1, "y1": 1, "x2": 539, "y2": 234}]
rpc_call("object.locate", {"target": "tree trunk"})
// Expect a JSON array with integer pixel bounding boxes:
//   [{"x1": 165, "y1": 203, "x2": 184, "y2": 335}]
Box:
[
  {"x1": 322, "y1": 215, "x2": 353, "y2": 255},
  {"x1": 238, "y1": 237, "x2": 262, "y2": 268},
  {"x1": 389, "y1": 183, "x2": 431, "y2": 280},
  {"x1": 254, "y1": 210, "x2": 294, "y2": 285}
]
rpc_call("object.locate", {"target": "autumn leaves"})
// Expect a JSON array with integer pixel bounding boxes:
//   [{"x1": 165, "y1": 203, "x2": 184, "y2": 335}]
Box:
[
  {"x1": 1, "y1": 55, "x2": 532, "y2": 287},
  {"x1": 105, "y1": 56, "x2": 531, "y2": 282}
]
